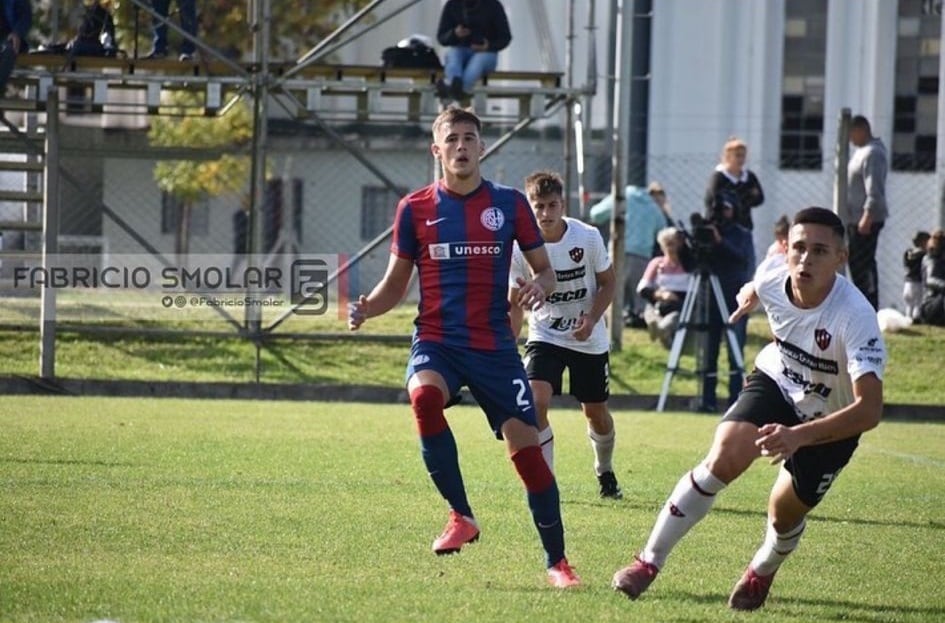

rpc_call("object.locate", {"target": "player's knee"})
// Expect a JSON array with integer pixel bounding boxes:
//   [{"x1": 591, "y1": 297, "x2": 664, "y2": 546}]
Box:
[
  {"x1": 410, "y1": 385, "x2": 447, "y2": 437},
  {"x1": 510, "y1": 445, "x2": 554, "y2": 493},
  {"x1": 582, "y1": 403, "x2": 611, "y2": 428}
]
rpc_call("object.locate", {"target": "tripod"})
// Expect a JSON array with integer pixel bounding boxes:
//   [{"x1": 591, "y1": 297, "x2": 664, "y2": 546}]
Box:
[{"x1": 656, "y1": 268, "x2": 746, "y2": 412}]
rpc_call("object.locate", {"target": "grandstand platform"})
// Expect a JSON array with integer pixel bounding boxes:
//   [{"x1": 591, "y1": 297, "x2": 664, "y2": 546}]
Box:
[{"x1": 5, "y1": 54, "x2": 570, "y2": 122}]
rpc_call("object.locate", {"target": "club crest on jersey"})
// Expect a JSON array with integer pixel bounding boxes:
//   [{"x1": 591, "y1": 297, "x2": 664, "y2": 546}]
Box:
[
  {"x1": 814, "y1": 328, "x2": 832, "y2": 350},
  {"x1": 480, "y1": 207, "x2": 505, "y2": 232},
  {"x1": 568, "y1": 246, "x2": 584, "y2": 263}
]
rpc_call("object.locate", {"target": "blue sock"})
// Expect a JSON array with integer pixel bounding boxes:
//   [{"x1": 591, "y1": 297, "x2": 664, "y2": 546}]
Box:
[
  {"x1": 420, "y1": 428, "x2": 472, "y2": 518},
  {"x1": 528, "y1": 483, "x2": 565, "y2": 568}
]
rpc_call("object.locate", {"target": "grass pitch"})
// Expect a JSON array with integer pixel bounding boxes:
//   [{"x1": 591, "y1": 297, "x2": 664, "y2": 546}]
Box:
[{"x1": 1, "y1": 396, "x2": 944, "y2": 623}]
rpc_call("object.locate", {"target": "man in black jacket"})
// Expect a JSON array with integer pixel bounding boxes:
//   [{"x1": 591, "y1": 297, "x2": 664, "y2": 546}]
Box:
[
  {"x1": 0, "y1": 0, "x2": 31, "y2": 94},
  {"x1": 435, "y1": 0, "x2": 511, "y2": 102}
]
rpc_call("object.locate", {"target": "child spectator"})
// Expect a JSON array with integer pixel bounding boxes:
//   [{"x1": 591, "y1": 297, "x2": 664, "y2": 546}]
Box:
[{"x1": 903, "y1": 230, "x2": 930, "y2": 321}]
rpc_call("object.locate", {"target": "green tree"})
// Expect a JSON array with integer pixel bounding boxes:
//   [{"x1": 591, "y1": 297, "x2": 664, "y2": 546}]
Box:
[
  {"x1": 148, "y1": 91, "x2": 252, "y2": 256},
  {"x1": 111, "y1": 0, "x2": 373, "y2": 61}
]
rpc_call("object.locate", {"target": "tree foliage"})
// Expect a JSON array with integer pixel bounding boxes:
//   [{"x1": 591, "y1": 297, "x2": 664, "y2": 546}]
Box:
[
  {"x1": 110, "y1": 0, "x2": 374, "y2": 61},
  {"x1": 148, "y1": 91, "x2": 252, "y2": 202},
  {"x1": 148, "y1": 91, "x2": 253, "y2": 255}
]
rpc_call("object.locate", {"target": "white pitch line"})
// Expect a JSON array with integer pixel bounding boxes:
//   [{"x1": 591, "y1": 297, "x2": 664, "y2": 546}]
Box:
[{"x1": 863, "y1": 446, "x2": 945, "y2": 468}]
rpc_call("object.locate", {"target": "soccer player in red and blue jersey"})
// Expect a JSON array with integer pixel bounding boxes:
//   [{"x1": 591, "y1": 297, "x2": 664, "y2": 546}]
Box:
[{"x1": 348, "y1": 107, "x2": 580, "y2": 588}]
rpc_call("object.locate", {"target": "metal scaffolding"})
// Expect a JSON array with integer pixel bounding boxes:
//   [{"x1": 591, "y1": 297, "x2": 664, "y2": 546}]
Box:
[{"x1": 0, "y1": 0, "x2": 606, "y2": 378}]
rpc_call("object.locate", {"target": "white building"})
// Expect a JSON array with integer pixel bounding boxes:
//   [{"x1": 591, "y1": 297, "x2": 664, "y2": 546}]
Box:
[{"x1": 326, "y1": 0, "x2": 945, "y2": 310}]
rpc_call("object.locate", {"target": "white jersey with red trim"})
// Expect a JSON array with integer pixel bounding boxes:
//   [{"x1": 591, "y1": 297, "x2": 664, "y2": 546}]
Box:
[
  {"x1": 510, "y1": 217, "x2": 611, "y2": 354},
  {"x1": 752, "y1": 261, "x2": 886, "y2": 422}
]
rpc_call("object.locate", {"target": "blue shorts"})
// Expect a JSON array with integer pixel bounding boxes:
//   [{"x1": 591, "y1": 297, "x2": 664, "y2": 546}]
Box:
[{"x1": 405, "y1": 340, "x2": 537, "y2": 439}]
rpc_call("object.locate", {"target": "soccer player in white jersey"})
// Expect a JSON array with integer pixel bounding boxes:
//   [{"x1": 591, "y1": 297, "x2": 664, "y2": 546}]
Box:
[
  {"x1": 508, "y1": 170, "x2": 622, "y2": 499},
  {"x1": 613, "y1": 207, "x2": 886, "y2": 610}
]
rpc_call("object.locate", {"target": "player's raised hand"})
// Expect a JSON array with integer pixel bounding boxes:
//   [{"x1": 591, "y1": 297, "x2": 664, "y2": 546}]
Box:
[
  {"x1": 515, "y1": 277, "x2": 547, "y2": 311},
  {"x1": 348, "y1": 295, "x2": 369, "y2": 331},
  {"x1": 728, "y1": 282, "x2": 758, "y2": 323}
]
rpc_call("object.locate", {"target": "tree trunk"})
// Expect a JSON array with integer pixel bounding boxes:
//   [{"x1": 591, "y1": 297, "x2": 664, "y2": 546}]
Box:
[{"x1": 175, "y1": 200, "x2": 192, "y2": 257}]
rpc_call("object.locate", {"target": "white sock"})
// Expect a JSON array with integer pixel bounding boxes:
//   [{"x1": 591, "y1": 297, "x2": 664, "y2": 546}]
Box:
[
  {"x1": 750, "y1": 520, "x2": 806, "y2": 576},
  {"x1": 641, "y1": 464, "x2": 726, "y2": 568},
  {"x1": 588, "y1": 426, "x2": 615, "y2": 475},
  {"x1": 538, "y1": 426, "x2": 555, "y2": 474}
]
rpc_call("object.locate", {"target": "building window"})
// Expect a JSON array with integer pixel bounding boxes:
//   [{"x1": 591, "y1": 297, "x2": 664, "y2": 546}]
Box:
[
  {"x1": 360, "y1": 186, "x2": 404, "y2": 240},
  {"x1": 893, "y1": 1, "x2": 941, "y2": 172},
  {"x1": 161, "y1": 191, "x2": 209, "y2": 236},
  {"x1": 780, "y1": 1, "x2": 827, "y2": 170}
]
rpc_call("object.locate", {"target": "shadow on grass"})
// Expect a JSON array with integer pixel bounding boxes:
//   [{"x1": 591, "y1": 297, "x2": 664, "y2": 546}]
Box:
[
  {"x1": 653, "y1": 589, "x2": 945, "y2": 622},
  {"x1": 772, "y1": 595, "x2": 945, "y2": 622},
  {"x1": 563, "y1": 497, "x2": 945, "y2": 532}
]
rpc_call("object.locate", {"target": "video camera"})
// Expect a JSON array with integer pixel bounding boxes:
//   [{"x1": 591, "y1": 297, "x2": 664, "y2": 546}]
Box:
[{"x1": 676, "y1": 213, "x2": 718, "y2": 272}]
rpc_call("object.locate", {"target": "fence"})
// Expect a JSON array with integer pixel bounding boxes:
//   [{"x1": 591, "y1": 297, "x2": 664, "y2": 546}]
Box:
[{"x1": 0, "y1": 103, "x2": 941, "y2": 380}]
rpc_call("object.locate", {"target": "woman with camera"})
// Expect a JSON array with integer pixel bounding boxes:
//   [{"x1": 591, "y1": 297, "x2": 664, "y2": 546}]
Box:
[{"x1": 705, "y1": 137, "x2": 765, "y2": 269}]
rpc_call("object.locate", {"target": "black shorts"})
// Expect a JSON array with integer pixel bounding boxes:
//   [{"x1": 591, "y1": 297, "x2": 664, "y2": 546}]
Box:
[
  {"x1": 522, "y1": 341, "x2": 609, "y2": 404},
  {"x1": 723, "y1": 370, "x2": 860, "y2": 508}
]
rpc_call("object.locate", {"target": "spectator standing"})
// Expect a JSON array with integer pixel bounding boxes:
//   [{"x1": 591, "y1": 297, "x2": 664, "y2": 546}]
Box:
[
  {"x1": 693, "y1": 195, "x2": 753, "y2": 412},
  {"x1": 146, "y1": 0, "x2": 197, "y2": 61},
  {"x1": 903, "y1": 230, "x2": 930, "y2": 321},
  {"x1": 637, "y1": 227, "x2": 690, "y2": 349},
  {"x1": 435, "y1": 0, "x2": 511, "y2": 103},
  {"x1": 648, "y1": 181, "x2": 674, "y2": 228},
  {"x1": 705, "y1": 137, "x2": 765, "y2": 267},
  {"x1": 588, "y1": 185, "x2": 666, "y2": 327},
  {"x1": 845, "y1": 115, "x2": 888, "y2": 310}
]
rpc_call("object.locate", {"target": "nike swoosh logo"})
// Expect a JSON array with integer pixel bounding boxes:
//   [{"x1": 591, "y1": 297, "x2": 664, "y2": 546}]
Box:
[
  {"x1": 425, "y1": 217, "x2": 447, "y2": 226},
  {"x1": 537, "y1": 520, "x2": 560, "y2": 529}
]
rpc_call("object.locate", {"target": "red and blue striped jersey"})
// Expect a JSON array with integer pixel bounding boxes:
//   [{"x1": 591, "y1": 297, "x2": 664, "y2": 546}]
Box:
[{"x1": 392, "y1": 179, "x2": 544, "y2": 351}]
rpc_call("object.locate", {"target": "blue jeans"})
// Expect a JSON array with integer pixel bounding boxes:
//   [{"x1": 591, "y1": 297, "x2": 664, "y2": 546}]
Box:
[
  {"x1": 443, "y1": 47, "x2": 498, "y2": 92},
  {"x1": 151, "y1": 0, "x2": 197, "y2": 55}
]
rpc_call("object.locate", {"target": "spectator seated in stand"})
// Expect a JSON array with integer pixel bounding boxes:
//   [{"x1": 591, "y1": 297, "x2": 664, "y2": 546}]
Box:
[{"x1": 434, "y1": 0, "x2": 511, "y2": 104}]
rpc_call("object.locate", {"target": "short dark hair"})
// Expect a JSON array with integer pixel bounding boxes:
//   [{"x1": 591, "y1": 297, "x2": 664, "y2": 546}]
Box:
[
  {"x1": 432, "y1": 106, "x2": 482, "y2": 137},
  {"x1": 524, "y1": 170, "x2": 564, "y2": 200},
  {"x1": 851, "y1": 115, "x2": 871, "y2": 132},
  {"x1": 773, "y1": 214, "x2": 791, "y2": 239},
  {"x1": 792, "y1": 207, "x2": 845, "y2": 240}
]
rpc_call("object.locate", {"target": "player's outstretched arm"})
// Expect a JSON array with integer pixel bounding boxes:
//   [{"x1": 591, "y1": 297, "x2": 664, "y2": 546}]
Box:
[
  {"x1": 348, "y1": 254, "x2": 413, "y2": 331},
  {"x1": 728, "y1": 281, "x2": 759, "y2": 323}
]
